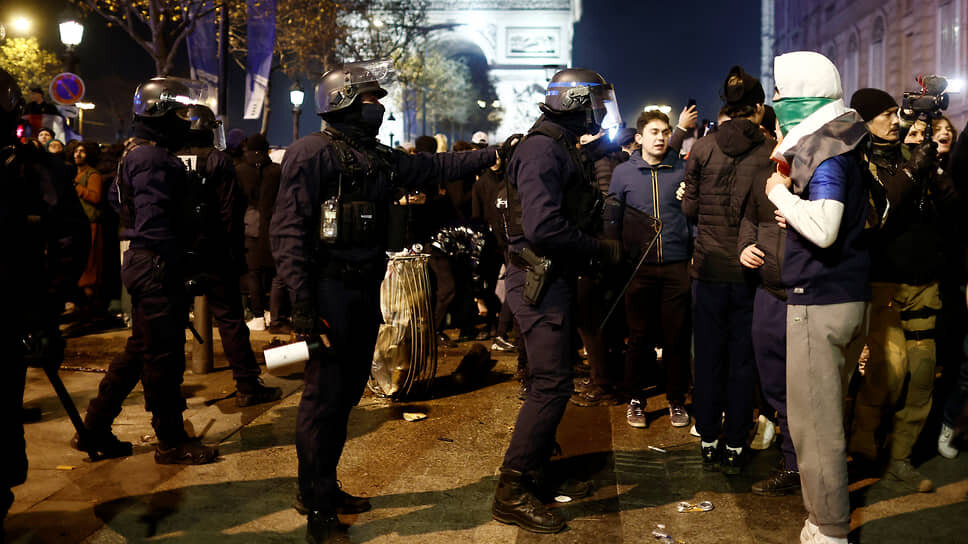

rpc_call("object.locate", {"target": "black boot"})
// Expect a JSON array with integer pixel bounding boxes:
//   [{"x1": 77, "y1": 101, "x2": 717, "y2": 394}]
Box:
[
  {"x1": 71, "y1": 428, "x2": 133, "y2": 460},
  {"x1": 492, "y1": 469, "x2": 565, "y2": 533},
  {"x1": 236, "y1": 378, "x2": 283, "y2": 407},
  {"x1": 306, "y1": 511, "x2": 349, "y2": 544},
  {"x1": 294, "y1": 485, "x2": 371, "y2": 516}
]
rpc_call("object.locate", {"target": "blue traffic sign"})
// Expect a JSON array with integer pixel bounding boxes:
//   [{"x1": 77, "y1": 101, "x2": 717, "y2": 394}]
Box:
[{"x1": 49, "y1": 72, "x2": 86, "y2": 105}]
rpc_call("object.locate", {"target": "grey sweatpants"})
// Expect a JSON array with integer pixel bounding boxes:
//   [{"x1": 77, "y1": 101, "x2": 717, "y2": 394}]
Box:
[{"x1": 786, "y1": 301, "x2": 868, "y2": 539}]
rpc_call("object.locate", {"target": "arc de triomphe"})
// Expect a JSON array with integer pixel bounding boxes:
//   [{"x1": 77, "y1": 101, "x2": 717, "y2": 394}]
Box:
[{"x1": 382, "y1": 0, "x2": 581, "y2": 143}]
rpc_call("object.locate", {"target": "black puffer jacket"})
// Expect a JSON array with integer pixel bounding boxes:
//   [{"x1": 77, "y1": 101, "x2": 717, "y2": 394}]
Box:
[
  {"x1": 236, "y1": 149, "x2": 281, "y2": 270},
  {"x1": 737, "y1": 170, "x2": 785, "y2": 299},
  {"x1": 682, "y1": 119, "x2": 774, "y2": 282}
]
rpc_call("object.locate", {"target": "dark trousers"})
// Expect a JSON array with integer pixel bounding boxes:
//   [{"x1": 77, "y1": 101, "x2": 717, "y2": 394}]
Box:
[
  {"x1": 243, "y1": 267, "x2": 272, "y2": 316},
  {"x1": 692, "y1": 279, "x2": 756, "y2": 447},
  {"x1": 429, "y1": 252, "x2": 456, "y2": 332},
  {"x1": 297, "y1": 275, "x2": 382, "y2": 514},
  {"x1": 86, "y1": 249, "x2": 188, "y2": 443},
  {"x1": 752, "y1": 287, "x2": 797, "y2": 470},
  {"x1": 623, "y1": 261, "x2": 691, "y2": 402},
  {"x1": 269, "y1": 274, "x2": 290, "y2": 327},
  {"x1": 1, "y1": 335, "x2": 26, "y2": 520},
  {"x1": 86, "y1": 253, "x2": 260, "y2": 437},
  {"x1": 943, "y1": 333, "x2": 968, "y2": 426},
  {"x1": 502, "y1": 266, "x2": 574, "y2": 472}
]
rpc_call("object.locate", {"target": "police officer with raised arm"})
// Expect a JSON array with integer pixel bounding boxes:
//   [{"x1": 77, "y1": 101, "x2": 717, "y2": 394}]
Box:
[
  {"x1": 491, "y1": 68, "x2": 623, "y2": 534},
  {"x1": 269, "y1": 59, "x2": 497, "y2": 544}
]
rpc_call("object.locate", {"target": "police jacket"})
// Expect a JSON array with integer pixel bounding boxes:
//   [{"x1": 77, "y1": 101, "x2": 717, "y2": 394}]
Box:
[
  {"x1": 738, "y1": 168, "x2": 786, "y2": 299},
  {"x1": 176, "y1": 142, "x2": 246, "y2": 272},
  {"x1": 2, "y1": 142, "x2": 89, "y2": 334},
  {"x1": 110, "y1": 120, "x2": 190, "y2": 262},
  {"x1": 609, "y1": 150, "x2": 689, "y2": 263},
  {"x1": 505, "y1": 117, "x2": 603, "y2": 266},
  {"x1": 270, "y1": 123, "x2": 496, "y2": 307},
  {"x1": 682, "y1": 119, "x2": 774, "y2": 282}
]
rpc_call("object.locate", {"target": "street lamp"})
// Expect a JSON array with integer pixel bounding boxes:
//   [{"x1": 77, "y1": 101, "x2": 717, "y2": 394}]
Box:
[
  {"x1": 387, "y1": 112, "x2": 396, "y2": 148},
  {"x1": 76, "y1": 101, "x2": 94, "y2": 135},
  {"x1": 58, "y1": 11, "x2": 84, "y2": 73},
  {"x1": 289, "y1": 81, "x2": 305, "y2": 143},
  {"x1": 10, "y1": 16, "x2": 31, "y2": 35}
]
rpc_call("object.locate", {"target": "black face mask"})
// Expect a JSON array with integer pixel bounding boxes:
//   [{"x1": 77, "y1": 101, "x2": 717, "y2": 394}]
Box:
[{"x1": 359, "y1": 103, "x2": 385, "y2": 136}]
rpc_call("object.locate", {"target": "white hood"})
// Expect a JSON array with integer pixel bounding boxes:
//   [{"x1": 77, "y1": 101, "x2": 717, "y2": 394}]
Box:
[{"x1": 772, "y1": 51, "x2": 853, "y2": 161}]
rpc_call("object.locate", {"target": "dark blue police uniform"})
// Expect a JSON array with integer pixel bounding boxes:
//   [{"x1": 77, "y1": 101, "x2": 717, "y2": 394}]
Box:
[{"x1": 270, "y1": 123, "x2": 495, "y2": 516}]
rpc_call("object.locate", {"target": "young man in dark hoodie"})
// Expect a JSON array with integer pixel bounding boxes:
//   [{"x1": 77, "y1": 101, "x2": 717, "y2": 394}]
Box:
[
  {"x1": 609, "y1": 109, "x2": 692, "y2": 429},
  {"x1": 681, "y1": 66, "x2": 774, "y2": 474}
]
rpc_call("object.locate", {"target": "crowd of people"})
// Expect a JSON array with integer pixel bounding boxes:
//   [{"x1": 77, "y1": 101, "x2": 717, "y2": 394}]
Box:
[{"x1": 4, "y1": 47, "x2": 968, "y2": 544}]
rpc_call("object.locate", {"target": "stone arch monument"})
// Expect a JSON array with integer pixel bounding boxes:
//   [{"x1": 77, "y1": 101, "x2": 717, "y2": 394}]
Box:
[{"x1": 418, "y1": 0, "x2": 581, "y2": 141}]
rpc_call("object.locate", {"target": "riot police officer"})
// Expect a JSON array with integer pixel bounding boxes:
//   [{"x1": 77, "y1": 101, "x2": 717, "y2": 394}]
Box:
[
  {"x1": 270, "y1": 59, "x2": 497, "y2": 544},
  {"x1": 78, "y1": 77, "x2": 218, "y2": 465},
  {"x1": 1, "y1": 68, "x2": 90, "y2": 538},
  {"x1": 175, "y1": 105, "x2": 282, "y2": 406},
  {"x1": 491, "y1": 68, "x2": 623, "y2": 533}
]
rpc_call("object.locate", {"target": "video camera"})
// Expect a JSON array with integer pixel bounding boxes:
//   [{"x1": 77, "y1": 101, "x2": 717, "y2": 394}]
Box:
[{"x1": 900, "y1": 75, "x2": 950, "y2": 128}]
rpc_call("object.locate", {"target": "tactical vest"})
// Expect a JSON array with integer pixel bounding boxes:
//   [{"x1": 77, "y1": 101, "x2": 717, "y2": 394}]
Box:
[
  {"x1": 499, "y1": 123, "x2": 604, "y2": 246},
  {"x1": 313, "y1": 129, "x2": 394, "y2": 248}
]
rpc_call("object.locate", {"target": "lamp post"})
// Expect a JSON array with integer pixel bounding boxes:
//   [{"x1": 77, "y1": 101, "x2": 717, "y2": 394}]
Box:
[
  {"x1": 289, "y1": 81, "x2": 305, "y2": 143},
  {"x1": 76, "y1": 101, "x2": 94, "y2": 135},
  {"x1": 58, "y1": 12, "x2": 84, "y2": 73},
  {"x1": 387, "y1": 111, "x2": 396, "y2": 148}
]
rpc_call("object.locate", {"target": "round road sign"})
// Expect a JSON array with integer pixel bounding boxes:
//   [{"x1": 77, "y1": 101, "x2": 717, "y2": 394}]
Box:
[{"x1": 49, "y1": 73, "x2": 86, "y2": 106}]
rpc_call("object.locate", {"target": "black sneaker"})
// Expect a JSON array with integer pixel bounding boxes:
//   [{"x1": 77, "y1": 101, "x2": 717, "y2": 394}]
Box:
[
  {"x1": 752, "y1": 469, "x2": 801, "y2": 496},
  {"x1": 295, "y1": 486, "x2": 372, "y2": 516},
  {"x1": 721, "y1": 446, "x2": 748, "y2": 476},
  {"x1": 701, "y1": 442, "x2": 721, "y2": 472},
  {"x1": 491, "y1": 336, "x2": 516, "y2": 352},
  {"x1": 569, "y1": 385, "x2": 621, "y2": 407},
  {"x1": 236, "y1": 378, "x2": 283, "y2": 407},
  {"x1": 306, "y1": 511, "x2": 350, "y2": 544},
  {"x1": 155, "y1": 439, "x2": 219, "y2": 465},
  {"x1": 71, "y1": 430, "x2": 133, "y2": 460}
]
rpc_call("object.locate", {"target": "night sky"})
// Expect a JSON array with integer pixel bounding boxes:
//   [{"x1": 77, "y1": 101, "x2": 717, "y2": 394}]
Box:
[{"x1": 3, "y1": 0, "x2": 762, "y2": 145}]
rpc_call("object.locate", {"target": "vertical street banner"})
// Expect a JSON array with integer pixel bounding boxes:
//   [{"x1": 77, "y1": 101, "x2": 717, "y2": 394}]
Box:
[
  {"x1": 187, "y1": 1, "x2": 219, "y2": 94},
  {"x1": 244, "y1": 0, "x2": 276, "y2": 119}
]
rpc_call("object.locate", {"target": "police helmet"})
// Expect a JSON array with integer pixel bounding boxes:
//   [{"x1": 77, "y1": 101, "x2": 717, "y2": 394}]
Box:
[
  {"x1": 186, "y1": 104, "x2": 227, "y2": 150},
  {"x1": 542, "y1": 68, "x2": 623, "y2": 133},
  {"x1": 314, "y1": 59, "x2": 392, "y2": 115},
  {"x1": 0, "y1": 68, "x2": 25, "y2": 142},
  {"x1": 133, "y1": 76, "x2": 209, "y2": 119}
]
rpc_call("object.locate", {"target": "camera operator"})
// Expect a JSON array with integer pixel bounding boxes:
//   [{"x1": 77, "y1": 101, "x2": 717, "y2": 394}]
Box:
[
  {"x1": 847, "y1": 89, "x2": 957, "y2": 493},
  {"x1": 1, "y1": 68, "x2": 90, "y2": 538}
]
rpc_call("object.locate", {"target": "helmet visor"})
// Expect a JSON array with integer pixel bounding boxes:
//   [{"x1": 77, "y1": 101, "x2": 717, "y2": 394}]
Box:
[
  {"x1": 344, "y1": 59, "x2": 395, "y2": 87},
  {"x1": 213, "y1": 120, "x2": 226, "y2": 150},
  {"x1": 592, "y1": 86, "x2": 622, "y2": 133},
  {"x1": 135, "y1": 77, "x2": 211, "y2": 118}
]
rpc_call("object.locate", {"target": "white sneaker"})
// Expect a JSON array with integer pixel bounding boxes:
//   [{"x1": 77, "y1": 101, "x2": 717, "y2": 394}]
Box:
[
  {"x1": 802, "y1": 519, "x2": 846, "y2": 544},
  {"x1": 938, "y1": 423, "x2": 959, "y2": 459},
  {"x1": 246, "y1": 316, "x2": 266, "y2": 331},
  {"x1": 751, "y1": 414, "x2": 776, "y2": 450},
  {"x1": 689, "y1": 424, "x2": 700, "y2": 437},
  {"x1": 626, "y1": 399, "x2": 647, "y2": 428},
  {"x1": 264, "y1": 311, "x2": 271, "y2": 324}
]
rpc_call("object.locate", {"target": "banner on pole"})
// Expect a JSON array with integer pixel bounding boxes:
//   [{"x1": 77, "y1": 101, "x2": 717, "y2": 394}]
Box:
[
  {"x1": 243, "y1": 0, "x2": 276, "y2": 120},
  {"x1": 186, "y1": 1, "x2": 219, "y2": 104}
]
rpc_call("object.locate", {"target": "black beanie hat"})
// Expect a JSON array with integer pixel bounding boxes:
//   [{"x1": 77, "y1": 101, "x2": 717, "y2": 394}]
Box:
[
  {"x1": 849, "y1": 88, "x2": 898, "y2": 122},
  {"x1": 722, "y1": 65, "x2": 766, "y2": 108}
]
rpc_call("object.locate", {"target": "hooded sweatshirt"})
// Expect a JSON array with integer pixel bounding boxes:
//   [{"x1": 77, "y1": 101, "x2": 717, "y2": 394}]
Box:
[
  {"x1": 681, "y1": 118, "x2": 775, "y2": 282},
  {"x1": 767, "y1": 51, "x2": 871, "y2": 305}
]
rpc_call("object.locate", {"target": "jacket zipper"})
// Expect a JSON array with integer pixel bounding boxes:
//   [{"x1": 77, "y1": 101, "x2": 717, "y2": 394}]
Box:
[{"x1": 652, "y1": 169, "x2": 662, "y2": 262}]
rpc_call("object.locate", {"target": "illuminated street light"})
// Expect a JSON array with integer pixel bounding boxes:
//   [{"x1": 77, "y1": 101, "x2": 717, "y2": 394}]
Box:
[
  {"x1": 372, "y1": 18, "x2": 384, "y2": 28},
  {"x1": 11, "y1": 15, "x2": 32, "y2": 34},
  {"x1": 59, "y1": 19, "x2": 84, "y2": 47},
  {"x1": 491, "y1": 100, "x2": 501, "y2": 108},
  {"x1": 644, "y1": 104, "x2": 673, "y2": 115},
  {"x1": 947, "y1": 78, "x2": 965, "y2": 94},
  {"x1": 477, "y1": 100, "x2": 486, "y2": 109},
  {"x1": 290, "y1": 81, "x2": 305, "y2": 143}
]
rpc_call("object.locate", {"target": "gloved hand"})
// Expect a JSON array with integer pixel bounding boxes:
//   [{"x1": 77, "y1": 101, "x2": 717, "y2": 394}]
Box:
[
  {"x1": 907, "y1": 140, "x2": 938, "y2": 180},
  {"x1": 291, "y1": 301, "x2": 319, "y2": 336},
  {"x1": 597, "y1": 239, "x2": 622, "y2": 265}
]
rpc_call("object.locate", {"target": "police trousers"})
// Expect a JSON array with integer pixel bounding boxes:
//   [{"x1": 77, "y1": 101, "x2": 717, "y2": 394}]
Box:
[
  {"x1": 502, "y1": 265, "x2": 574, "y2": 472},
  {"x1": 297, "y1": 274, "x2": 382, "y2": 514},
  {"x1": 84, "y1": 249, "x2": 189, "y2": 442},
  {"x1": 1, "y1": 333, "x2": 26, "y2": 517},
  {"x1": 850, "y1": 281, "x2": 941, "y2": 461}
]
